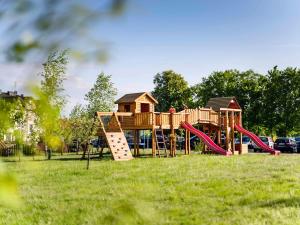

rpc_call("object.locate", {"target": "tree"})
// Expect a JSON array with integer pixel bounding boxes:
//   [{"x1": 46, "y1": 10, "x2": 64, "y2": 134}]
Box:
[
  {"x1": 262, "y1": 67, "x2": 300, "y2": 136},
  {"x1": 69, "y1": 104, "x2": 91, "y2": 143},
  {"x1": 69, "y1": 104, "x2": 96, "y2": 161},
  {"x1": 40, "y1": 50, "x2": 68, "y2": 108},
  {"x1": 0, "y1": 98, "x2": 27, "y2": 140},
  {"x1": 34, "y1": 50, "x2": 68, "y2": 159},
  {"x1": 191, "y1": 70, "x2": 266, "y2": 131},
  {"x1": 0, "y1": 100, "x2": 15, "y2": 138},
  {"x1": 152, "y1": 70, "x2": 192, "y2": 112},
  {"x1": 85, "y1": 72, "x2": 117, "y2": 118}
]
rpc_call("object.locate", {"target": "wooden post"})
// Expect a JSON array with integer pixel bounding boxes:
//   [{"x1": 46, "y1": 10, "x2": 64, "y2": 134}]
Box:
[
  {"x1": 217, "y1": 112, "x2": 222, "y2": 146},
  {"x1": 202, "y1": 125, "x2": 207, "y2": 153},
  {"x1": 184, "y1": 108, "x2": 190, "y2": 155},
  {"x1": 239, "y1": 111, "x2": 243, "y2": 154},
  {"x1": 225, "y1": 111, "x2": 229, "y2": 151},
  {"x1": 136, "y1": 130, "x2": 140, "y2": 156},
  {"x1": 133, "y1": 130, "x2": 137, "y2": 156},
  {"x1": 185, "y1": 130, "x2": 188, "y2": 155},
  {"x1": 169, "y1": 108, "x2": 176, "y2": 157},
  {"x1": 231, "y1": 111, "x2": 235, "y2": 154},
  {"x1": 152, "y1": 127, "x2": 156, "y2": 157},
  {"x1": 187, "y1": 130, "x2": 191, "y2": 154}
]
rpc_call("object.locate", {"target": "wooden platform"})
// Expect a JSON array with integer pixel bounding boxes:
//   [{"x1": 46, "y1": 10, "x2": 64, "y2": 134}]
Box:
[
  {"x1": 105, "y1": 132, "x2": 133, "y2": 161},
  {"x1": 96, "y1": 108, "x2": 224, "y2": 131}
]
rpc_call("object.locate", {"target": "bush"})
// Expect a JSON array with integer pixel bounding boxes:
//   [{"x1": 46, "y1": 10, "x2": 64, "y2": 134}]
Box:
[
  {"x1": 194, "y1": 142, "x2": 205, "y2": 153},
  {"x1": 22, "y1": 145, "x2": 36, "y2": 156}
]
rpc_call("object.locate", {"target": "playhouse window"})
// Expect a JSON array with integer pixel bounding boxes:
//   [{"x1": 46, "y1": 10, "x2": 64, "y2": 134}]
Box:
[
  {"x1": 141, "y1": 103, "x2": 150, "y2": 112},
  {"x1": 124, "y1": 104, "x2": 131, "y2": 112}
]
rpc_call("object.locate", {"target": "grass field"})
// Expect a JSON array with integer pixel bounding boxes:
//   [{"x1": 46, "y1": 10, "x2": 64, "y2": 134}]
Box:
[{"x1": 1, "y1": 153, "x2": 300, "y2": 225}]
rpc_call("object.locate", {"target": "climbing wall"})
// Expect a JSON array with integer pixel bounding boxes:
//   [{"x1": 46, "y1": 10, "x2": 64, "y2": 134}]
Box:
[{"x1": 105, "y1": 132, "x2": 133, "y2": 161}]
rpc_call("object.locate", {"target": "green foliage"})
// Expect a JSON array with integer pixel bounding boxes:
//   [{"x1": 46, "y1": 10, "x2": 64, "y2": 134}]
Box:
[
  {"x1": 41, "y1": 50, "x2": 68, "y2": 108},
  {"x1": 69, "y1": 104, "x2": 96, "y2": 145},
  {"x1": 33, "y1": 87, "x2": 61, "y2": 150},
  {"x1": 191, "y1": 70, "x2": 265, "y2": 131},
  {"x1": 152, "y1": 70, "x2": 192, "y2": 112},
  {"x1": 0, "y1": 98, "x2": 26, "y2": 139},
  {"x1": 0, "y1": 99, "x2": 14, "y2": 138},
  {"x1": 33, "y1": 50, "x2": 68, "y2": 152},
  {"x1": 85, "y1": 72, "x2": 117, "y2": 118},
  {"x1": 193, "y1": 142, "x2": 204, "y2": 153},
  {"x1": 262, "y1": 67, "x2": 300, "y2": 136},
  {"x1": 0, "y1": 163, "x2": 19, "y2": 208},
  {"x1": 22, "y1": 144, "x2": 36, "y2": 156},
  {"x1": 1, "y1": 0, "x2": 127, "y2": 62}
]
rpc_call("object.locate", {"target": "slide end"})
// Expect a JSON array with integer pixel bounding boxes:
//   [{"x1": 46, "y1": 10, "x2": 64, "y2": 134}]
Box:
[
  {"x1": 225, "y1": 151, "x2": 232, "y2": 156},
  {"x1": 271, "y1": 150, "x2": 280, "y2": 156}
]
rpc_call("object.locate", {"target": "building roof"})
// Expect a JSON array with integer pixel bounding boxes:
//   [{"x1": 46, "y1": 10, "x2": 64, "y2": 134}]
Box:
[
  {"x1": 115, "y1": 92, "x2": 158, "y2": 104},
  {"x1": 0, "y1": 91, "x2": 28, "y2": 100},
  {"x1": 205, "y1": 97, "x2": 241, "y2": 111}
]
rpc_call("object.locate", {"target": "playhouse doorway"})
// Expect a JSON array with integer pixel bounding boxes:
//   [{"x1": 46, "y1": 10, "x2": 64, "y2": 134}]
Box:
[{"x1": 141, "y1": 103, "x2": 150, "y2": 112}]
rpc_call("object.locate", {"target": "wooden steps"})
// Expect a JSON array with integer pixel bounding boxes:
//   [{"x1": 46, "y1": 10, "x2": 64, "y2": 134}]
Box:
[{"x1": 105, "y1": 132, "x2": 133, "y2": 161}]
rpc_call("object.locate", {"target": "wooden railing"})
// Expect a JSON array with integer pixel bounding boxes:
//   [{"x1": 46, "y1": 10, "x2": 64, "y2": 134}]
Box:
[
  {"x1": 181, "y1": 108, "x2": 219, "y2": 125},
  {"x1": 172, "y1": 113, "x2": 187, "y2": 127},
  {"x1": 97, "y1": 108, "x2": 220, "y2": 129},
  {"x1": 134, "y1": 112, "x2": 154, "y2": 126},
  {"x1": 210, "y1": 111, "x2": 219, "y2": 124}
]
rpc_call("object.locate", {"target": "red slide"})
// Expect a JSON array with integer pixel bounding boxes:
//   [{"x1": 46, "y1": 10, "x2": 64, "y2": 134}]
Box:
[
  {"x1": 181, "y1": 122, "x2": 231, "y2": 156},
  {"x1": 235, "y1": 124, "x2": 280, "y2": 155}
]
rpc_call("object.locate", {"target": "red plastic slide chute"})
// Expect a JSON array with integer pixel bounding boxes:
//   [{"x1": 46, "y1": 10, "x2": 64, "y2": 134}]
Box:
[
  {"x1": 234, "y1": 124, "x2": 280, "y2": 155},
  {"x1": 181, "y1": 122, "x2": 231, "y2": 156}
]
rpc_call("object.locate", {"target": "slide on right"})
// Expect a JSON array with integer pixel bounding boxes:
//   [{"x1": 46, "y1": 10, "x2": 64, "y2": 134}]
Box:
[
  {"x1": 235, "y1": 124, "x2": 280, "y2": 155},
  {"x1": 181, "y1": 122, "x2": 231, "y2": 156}
]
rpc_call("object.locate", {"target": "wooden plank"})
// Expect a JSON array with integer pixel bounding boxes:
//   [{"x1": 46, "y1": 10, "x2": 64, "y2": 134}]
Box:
[
  {"x1": 225, "y1": 111, "x2": 229, "y2": 151},
  {"x1": 97, "y1": 112, "x2": 133, "y2": 117},
  {"x1": 220, "y1": 108, "x2": 242, "y2": 112},
  {"x1": 105, "y1": 132, "x2": 133, "y2": 161},
  {"x1": 231, "y1": 111, "x2": 235, "y2": 153}
]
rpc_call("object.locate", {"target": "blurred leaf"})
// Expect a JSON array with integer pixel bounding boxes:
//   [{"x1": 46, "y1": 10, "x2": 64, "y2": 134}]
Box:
[
  {"x1": 0, "y1": 163, "x2": 19, "y2": 208},
  {"x1": 7, "y1": 41, "x2": 39, "y2": 62},
  {"x1": 1, "y1": 0, "x2": 127, "y2": 62}
]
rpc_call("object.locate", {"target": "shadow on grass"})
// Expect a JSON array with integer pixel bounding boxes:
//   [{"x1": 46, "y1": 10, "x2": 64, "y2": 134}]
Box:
[{"x1": 257, "y1": 197, "x2": 300, "y2": 208}]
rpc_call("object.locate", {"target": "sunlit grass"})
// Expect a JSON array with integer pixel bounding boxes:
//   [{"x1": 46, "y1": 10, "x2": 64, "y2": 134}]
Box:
[{"x1": 1, "y1": 153, "x2": 300, "y2": 225}]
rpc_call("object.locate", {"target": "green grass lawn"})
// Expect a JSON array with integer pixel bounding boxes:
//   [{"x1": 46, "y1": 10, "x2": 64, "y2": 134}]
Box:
[{"x1": 1, "y1": 153, "x2": 300, "y2": 225}]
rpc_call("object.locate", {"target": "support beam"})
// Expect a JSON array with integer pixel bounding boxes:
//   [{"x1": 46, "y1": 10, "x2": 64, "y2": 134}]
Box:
[
  {"x1": 136, "y1": 130, "x2": 140, "y2": 156},
  {"x1": 169, "y1": 109, "x2": 176, "y2": 157},
  {"x1": 239, "y1": 111, "x2": 243, "y2": 154},
  {"x1": 152, "y1": 127, "x2": 156, "y2": 157},
  {"x1": 187, "y1": 130, "x2": 191, "y2": 154},
  {"x1": 185, "y1": 130, "x2": 191, "y2": 155},
  {"x1": 231, "y1": 111, "x2": 235, "y2": 154},
  {"x1": 133, "y1": 130, "x2": 137, "y2": 156},
  {"x1": 217, "y1": 112, "x2": 222, "y2": 146},
  {"x1": 225, "y1": 111, "x2": 229, "y2": 151}
]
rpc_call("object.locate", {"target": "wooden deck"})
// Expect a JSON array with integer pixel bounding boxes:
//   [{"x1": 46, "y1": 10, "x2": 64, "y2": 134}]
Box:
[{"x1": 96, "y1": 108, "x2": 221, "y2": 130}]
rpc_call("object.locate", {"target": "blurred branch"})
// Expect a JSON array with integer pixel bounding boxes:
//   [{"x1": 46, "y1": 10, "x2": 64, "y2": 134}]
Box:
[{"x1": 0, "y1": 0, "x2": 127, "y2": 62}]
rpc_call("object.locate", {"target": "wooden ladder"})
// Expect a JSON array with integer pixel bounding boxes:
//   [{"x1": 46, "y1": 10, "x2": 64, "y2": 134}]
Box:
[{"x1": 155, "y1": 129, "x2": 168, "y2": 157}]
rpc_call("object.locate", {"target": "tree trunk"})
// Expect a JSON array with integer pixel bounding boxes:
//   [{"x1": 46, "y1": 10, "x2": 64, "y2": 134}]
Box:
[
  {"x1": 87, "y1": 145, "x2": 90, "y2": 170},
  {"x1": 81, "y1": 143, "x2": 88, "y2": 159}
]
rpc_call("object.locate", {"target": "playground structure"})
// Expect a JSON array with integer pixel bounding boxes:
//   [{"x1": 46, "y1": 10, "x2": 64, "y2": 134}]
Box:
[{"x1": 96, "y1": 92, "x2": 279, "y2": 161}]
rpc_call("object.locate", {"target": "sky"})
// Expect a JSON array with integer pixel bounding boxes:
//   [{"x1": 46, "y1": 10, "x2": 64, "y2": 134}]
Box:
[{"x1": 1, "y1": 0, "x2": 300, "y2": 114}]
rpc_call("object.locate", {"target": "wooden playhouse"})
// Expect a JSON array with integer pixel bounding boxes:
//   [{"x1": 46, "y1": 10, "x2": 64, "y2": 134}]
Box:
[{"x1": 96, "y1": 92, "x2": 251, "y2": 161}]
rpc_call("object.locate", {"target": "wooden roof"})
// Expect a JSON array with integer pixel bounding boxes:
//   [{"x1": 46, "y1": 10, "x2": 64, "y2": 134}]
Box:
[
  {"x1": 115, "y1": 92, "x2": 158, "y2": 104},
  {"x1": 205, "y1": 97, "x2": 241, "y2": 111}
]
